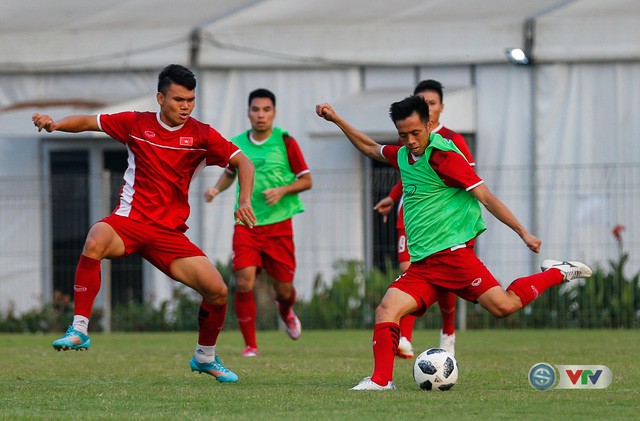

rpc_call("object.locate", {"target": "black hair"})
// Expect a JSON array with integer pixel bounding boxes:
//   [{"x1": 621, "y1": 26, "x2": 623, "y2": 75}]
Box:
[
  {"x1": 248, "y1": 88, "x2": 276, "y2": 107},
  {"x1": 389, "y1": 95, "x2": 430, "y2": 124},
  {"x1": 157, "y1": 64, "x2": 196, "y2": 94},
  {"x1": 413, "y1": 79, "x2": 444, "y2": 102}
]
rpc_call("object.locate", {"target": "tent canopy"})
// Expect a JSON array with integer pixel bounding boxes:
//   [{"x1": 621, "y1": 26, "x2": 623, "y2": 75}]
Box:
[{"x1": 2, "y1": 0, "x2": 639, "y2": 72}]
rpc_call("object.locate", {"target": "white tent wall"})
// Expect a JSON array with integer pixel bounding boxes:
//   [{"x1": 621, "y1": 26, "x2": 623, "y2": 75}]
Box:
[
  {"x1": 0, "y1": 72, "x2": 156, "y2": 110},
  {"x1": 474, "y1": 62, "x2": 640, "y2": 287},
  {"x1": 5, "y1": 1, "x2": 639, "y2": 70},
  {"x1": 474, "y1": 65, "x2": 535, "y2": 285},
  {"x1": 535, "y1": 63, "x2": 640, "y2": 277},
  {"x1": 0, "y1": 125, "x2": 44, "y2": 315}
]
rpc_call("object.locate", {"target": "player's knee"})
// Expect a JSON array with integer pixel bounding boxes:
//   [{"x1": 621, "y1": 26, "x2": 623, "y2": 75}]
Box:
[
  {"x1": 374, "y1": 302, "x2": 397, "y2": 322},
  {"x1": 82, "y1": 236, "x2": 105, "y2": 258},
  {"x1": 235, "y1": 276, "x2": 254, "y2": 293},
  {"x1": 201, "y1": 282, "x2": 228, "y2": 305}
]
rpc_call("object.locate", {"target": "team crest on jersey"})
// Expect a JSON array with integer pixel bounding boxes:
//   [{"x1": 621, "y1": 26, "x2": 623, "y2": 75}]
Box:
[
  {"x1": 404, "y1": 185, "x2": 417, "y2": 196},
  {"x1": 144, "y1": 130, "x2": 156, "y2": 138},
  {"x1": 180, "y1": 137, "x2": 193, "y2": 146}
]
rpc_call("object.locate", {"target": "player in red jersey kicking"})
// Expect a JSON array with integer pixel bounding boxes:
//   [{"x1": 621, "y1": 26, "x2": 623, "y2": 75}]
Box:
[
  {"x1": 32, "y1": 64, "x2": 256, "y2": 383},
  {"x1": 205, "y1": 89, "x2": 312, "y2": 357},
  {"x1": 317, "y1": 96, "x2": 591, "y2": 390},
  {"x1": 373, "y1": 80, "x2": 474, "y2": 358}
]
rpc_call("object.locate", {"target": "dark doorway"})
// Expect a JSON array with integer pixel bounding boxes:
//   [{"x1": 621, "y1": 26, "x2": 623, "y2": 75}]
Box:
[
  {"x1": 49, "y1": 149, "x2": 143, "y2": 310},
  {"x1": 50, "y1": 151, "x2": 89, "y2": 299},
  {"x1": 370, "y1": 159, "x2": 401, "y2": 272}
]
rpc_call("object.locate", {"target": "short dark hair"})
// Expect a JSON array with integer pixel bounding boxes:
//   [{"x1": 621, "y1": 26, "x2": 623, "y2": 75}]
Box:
[
  {"x1": 413, "y1": 79, "x2": 444, "y2": 102},
  {"x1": 157, "y1": 64, "x2": 196, "y2": 94},
  {"x1": 389, "y1": 95, "x2": 430, "y2": 125},
  {"x1": 248, "y1": 88, "x2": 276, "y2": 107}
]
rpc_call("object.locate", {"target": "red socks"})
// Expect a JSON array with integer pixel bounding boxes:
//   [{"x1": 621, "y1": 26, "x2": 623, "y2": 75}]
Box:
[
  {"x1": 73, "y1": 254, "x2": 102, "y2": 318},
  {"x1": 438, "y1": 292, "x2": 457, "y2": 335},
  {"x1": 197, "y1": 300, "x2": 227, "y2": 346},
  {"x1": 399, "y1": 314, "x2": 416, "y2": 341},
  {"x1": 234, "y1": 290, "x2": 258, "y2": 348},
  {"x1": 370, "y1": 322, "x2": 400, "y2": 386},
  {"x1": 507, "y1": 269, "x2": 564, "y2": 307}
]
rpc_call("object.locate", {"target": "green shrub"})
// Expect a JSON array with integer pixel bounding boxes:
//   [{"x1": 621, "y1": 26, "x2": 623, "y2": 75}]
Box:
[{"x1": 3, "y1": 256, "x2": 638, "y2": 332}]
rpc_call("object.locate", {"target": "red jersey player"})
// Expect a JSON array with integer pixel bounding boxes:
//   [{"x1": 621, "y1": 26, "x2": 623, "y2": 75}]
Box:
[
  {"x1": 316, "y1": 96, "x2": 592, "y2": 390},
  {"x1": 205, "y1": 89, "x2": 312, "y2": 357},
  {"x1": 32, "y1": 64, "x2": 256, "y2": 383},
  {"x1": 374, "y1": 80, "x2": 474, "y2": 359}
]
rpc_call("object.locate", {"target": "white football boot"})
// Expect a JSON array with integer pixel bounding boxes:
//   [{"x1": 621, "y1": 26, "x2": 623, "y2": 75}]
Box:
[
  {"x1": 396, "y1": 336, "x2": 414, "y2": 359},
  {"x1": 439, "y1": 331, "x2": 456, "y2": 356},
  {"x1": 541, "y1": 259, "x2": 592, "y2": 282},
  {"x1": 351, "y1": 377, "x2": 396, "y2": 390}
]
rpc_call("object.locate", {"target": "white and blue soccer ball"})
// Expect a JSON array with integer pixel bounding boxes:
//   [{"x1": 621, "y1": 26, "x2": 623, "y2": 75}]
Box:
[{"x1": 413, "y1": 348, "x2": 459, "y2": 391}]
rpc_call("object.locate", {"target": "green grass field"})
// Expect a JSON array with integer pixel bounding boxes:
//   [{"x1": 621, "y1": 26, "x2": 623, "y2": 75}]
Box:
[{"x1": 1, "y1": 329, "x2": 639, "y2": 420}]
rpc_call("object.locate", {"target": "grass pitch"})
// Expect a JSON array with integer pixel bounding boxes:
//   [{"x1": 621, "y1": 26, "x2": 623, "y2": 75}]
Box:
[{"x1": 1, "y1": 329, "x2": 639, "y2": 420}]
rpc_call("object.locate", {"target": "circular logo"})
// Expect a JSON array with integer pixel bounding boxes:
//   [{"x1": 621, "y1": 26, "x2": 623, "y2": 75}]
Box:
[{"x1": 529, "y1": 362, "x2": 556, "y2": 390}]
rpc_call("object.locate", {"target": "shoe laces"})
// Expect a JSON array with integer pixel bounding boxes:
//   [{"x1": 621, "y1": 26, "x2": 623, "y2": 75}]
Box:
[
  {"x1": 63, "y1": 326, "x2": 81, "y2": 338},
  {"x1": 213, "y1": 355, "x2": 231, "y2": 373}
]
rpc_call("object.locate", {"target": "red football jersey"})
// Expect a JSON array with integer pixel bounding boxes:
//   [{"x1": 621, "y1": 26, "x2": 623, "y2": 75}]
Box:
[
  {"x1": 98, "y1": 111, "x2": 239, "y2": 232},
  {"x1": 433, "y1": 124, "x2": 474, "y2": 166}
]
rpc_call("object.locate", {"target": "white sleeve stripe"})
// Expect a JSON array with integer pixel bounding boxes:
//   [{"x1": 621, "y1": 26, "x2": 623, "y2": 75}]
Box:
[
  {"x1": 379, "y1": 145, "x2": 386, "y2": 157},
  {"x1": 295, "y1": 169, "x2": 310, "y2": 178},
  {"x1": 224, "y1": 149, "x2": 243, "y2": 175},
  {"x1": 96, "y1": 115, "x2": 103, "y2": 131},
  {"x1": 466, "y1": 180, "x2": 484, "y2": 191}
]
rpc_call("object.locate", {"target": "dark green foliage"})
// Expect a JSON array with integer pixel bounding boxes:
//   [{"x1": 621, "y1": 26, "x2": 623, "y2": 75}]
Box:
[
  {"x1": 295, "y1": 259, "x2": 391, "y2": 329},
  {"x1": 2, "y1": 255, "x2": 639, "y2": 332},
  {"x1": 0, "y1": 290, "x2": 76, "y2": 333}
]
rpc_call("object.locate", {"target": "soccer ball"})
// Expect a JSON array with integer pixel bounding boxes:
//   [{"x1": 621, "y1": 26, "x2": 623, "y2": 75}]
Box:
[{"x1": 413, "y1": 348, "x2": 459, "y2": 391}]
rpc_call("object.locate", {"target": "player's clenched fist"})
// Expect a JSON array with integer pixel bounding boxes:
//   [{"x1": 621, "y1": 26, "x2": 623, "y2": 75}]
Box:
[
  {"x1": 315, "y1": 103, "x2": 337, "y2": 122},
  {"x1": 32, "y1": 113, "x2": 56, "y2": 132}
]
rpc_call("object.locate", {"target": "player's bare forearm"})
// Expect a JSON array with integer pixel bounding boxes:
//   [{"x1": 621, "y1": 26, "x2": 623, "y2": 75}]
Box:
[
  {"x1": 32, "y1": 114, "x2": 99, "y2": 133},
  {"x1": 234, "y1": 154, "x2": 257, "y2": 227},
  {"x1": 204, "y1": 171, "x2": 236, "y2": 202},
  {"x1": 263, "y1": 173, "x2": 312, "y2": 206},
  {"x1": 471, "y1": 183, "x2": 541, "y2": 252},
  {"x1": 283, "y1": 173, "x2": 313, "y2": 195},
  {"x1": 315, "y1": 103, "x2": 385, "y2": 162}
]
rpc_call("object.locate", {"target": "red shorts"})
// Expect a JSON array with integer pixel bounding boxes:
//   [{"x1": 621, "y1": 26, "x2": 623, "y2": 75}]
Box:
[
  {"x1": 397, "y1": 228, "x2": 410, "y2": 264},
  {"x1": 232, "y1": 219, "x2": 295, "y2": 282},
  {"x1": 102, "y1": 214, "x2": 205, "y2": 278},
  {"x1": 389, "y1": 244, "x2": 499, "y2": 315}
]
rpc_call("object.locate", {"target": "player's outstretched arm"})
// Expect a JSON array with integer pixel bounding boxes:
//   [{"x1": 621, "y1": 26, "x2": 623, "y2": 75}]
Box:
[
  {"x1": 470, "y1": 183, "x2": 541, "y2": 253},
  {"x1": 315, "y1": 103, "x2": 386, "y2": 162},
  {"x1": 32, "y1": 113, "x2": 99, "y2": 133},
  {"x1": 204, "y1": 171, "x2": 236, "y2": 203},
  {"x1": 229, "y1": 152, "x2": 256, "y2": 228}
]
